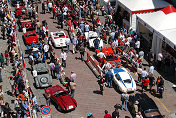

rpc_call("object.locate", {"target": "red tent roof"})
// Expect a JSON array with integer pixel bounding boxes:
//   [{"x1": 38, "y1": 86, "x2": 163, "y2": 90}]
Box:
[{"x1": 161, "y1": 5, "x2": 176, "y2": 15}]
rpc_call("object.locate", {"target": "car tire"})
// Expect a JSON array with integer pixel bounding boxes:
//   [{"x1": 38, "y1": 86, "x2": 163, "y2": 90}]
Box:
[{"x1": 40, "y1": 77, "x2": 48, "y2": 84}]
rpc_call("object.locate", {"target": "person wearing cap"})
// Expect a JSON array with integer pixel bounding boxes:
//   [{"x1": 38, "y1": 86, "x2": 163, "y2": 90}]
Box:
[
  {"x1": 45, "y1": 89, "x2": 51, "y2": 106},
  {"x1": 133, "y1": 101, "x2": 139, "y2": 116},
  {"x1": 112, "y1": 108, "x2": 120, "y2": 118},
  {"x1": 87, "y1": 113, "x2": 95, "y2": 118}
]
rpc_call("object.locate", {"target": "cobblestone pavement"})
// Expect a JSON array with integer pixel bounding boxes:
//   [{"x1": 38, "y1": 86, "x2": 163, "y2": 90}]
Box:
[{"x1": 0, "y1": 2, "x2": 176, "y2": 118}]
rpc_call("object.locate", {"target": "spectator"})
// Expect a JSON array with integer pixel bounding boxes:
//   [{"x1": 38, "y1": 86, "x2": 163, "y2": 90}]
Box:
[
  {"x1": 9, "y1": 76, "x2": 14, "y2": 94},
  {"x1": 135, "y1": 39, "x2": 140, "y2": 53},
  {"x1": 0, "y1": 53, "x2": 4, "y2": 68},
  {"x1": 158, "y1": 85, "x2": 164, "y2": 98},
  {"x1": 43, "y1": 43, "x2": 49, "y2": 59},
  {"x1": 137, "y1": 65, "x2": 142, "y2": 82},
  {"x1": 54, "y1": 62, "x2": 61, "y2": 81},
  {"x1": 45, "y1": 89, "x2": 51, "y2": 106},
  {"x1": 121, "y1": 92, "x2": 129, "y2": 111},
  {"x1": 70, "y1": 71, "x2": 76, "y2": 82},
  {"x1": 49, "y1": 62, "x2": 55, "y2": 77},
  {"x1": 104, "y1": 110, "x2": 112, "y2": 118},
  {"x1": 0, "y1": 67, "x2": 2, "y2": 82},
  {"x1": 97, "y1": 77, "x2": 105, "y2": 95},
  {"x1": 133, "y1": 101, "x2": 139, "y2": 117},
  {"x1": 112, "y1": 108, "x2": 120, "y2": 118},
  {"x1": 93, "y1": 37, "x2": 100, "y2": 50},
  {"x1": 147, "y1": 49, "x2": 153, "y2": 63},
  {"x1": 70, "y1": 81, "x2": 76, "y2": 98},
  {"x1": 148, "y1": 63, "x2": 154, "y2": 75},
  {"x1": 22, "y1": 100, "x2": 28, "y2": 118},
  {"x1": 141, "y1": 68, "x2": 148, "y2": 80},
  {"x1": 87, "y1": 113, "x2": 95, "y2": 118},
  {"x1": 156, "y1": 76, "x2": 164, "y2": 92},
  {"x1": 142, "y1": 77, "x2": 150, "y2": 92},
  {"x1": 4, "y1": 50, "x2": 9, "y2": 66},
  {"x1": 105, "y1": 67, "x2": 114, "y2": 88},
  {"x1": 157, "y1": 52, "x2": 163, "y2": 71},
  {"x1": 60, "y1": 49, "x2": 67, "y2": 67},
  {"x1": 138, "y1": 49, "x2": 144, "y2": 60},
  {"x1": 72, "y1": 36, "x2": 78, "y2": 54},
  {"x1": 79, "y1": 44, "x2": 86, "y2": 61},
  {"x1": 14, "y1": 98, "x2": 21, "y2": 118},
  {"x1": 149, "y1": 75, "x2": 155, "y2": 93},
  {"x1": 32, "y1": 94, "x2": 40, "y2": 112},
  {"x1": 65, "y1": 37, "x2": 70, "y2": 53},
  {"x1": 2, "y1": 102, "x2": 16, "y2": 118},
  {"x1": 97, "y1": 49, "x2": 106, "y2": 66}
]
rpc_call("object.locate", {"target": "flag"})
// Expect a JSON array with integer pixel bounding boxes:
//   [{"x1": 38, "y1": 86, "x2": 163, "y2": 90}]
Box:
[{"x1": 22, "y1": 53, "x2": 26, "y2": 68}]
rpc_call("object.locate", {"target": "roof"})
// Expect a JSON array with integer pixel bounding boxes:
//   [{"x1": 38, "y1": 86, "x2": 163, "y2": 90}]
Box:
[
  {"x1": 117, "y1": 0, "x2": 170, "y2": 13},
  {"x1": 137, "y1": 5, "x2": 176, "y2": 49}
]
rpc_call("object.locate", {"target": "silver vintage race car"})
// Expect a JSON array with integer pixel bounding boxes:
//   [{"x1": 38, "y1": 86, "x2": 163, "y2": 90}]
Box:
[{"x1": 33, "y1": 63, "x2": 52, "y2": 88}]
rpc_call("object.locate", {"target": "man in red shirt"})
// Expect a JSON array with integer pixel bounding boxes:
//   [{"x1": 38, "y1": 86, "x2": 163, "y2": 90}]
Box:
[
  {"x1": 104, "y1": 110, "x2": 112, "y2": 118},
  {"x1": 142, "y1": 77, "x2": 150, "y2": 92}
]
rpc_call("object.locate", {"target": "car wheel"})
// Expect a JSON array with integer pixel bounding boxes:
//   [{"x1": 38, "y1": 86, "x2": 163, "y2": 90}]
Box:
[
  {"x1": 40, "y1": 77, "x2": 48, "y2": 84},
  {"x1": 110, "y1": 61, "x2": 118, "y2": 67}
]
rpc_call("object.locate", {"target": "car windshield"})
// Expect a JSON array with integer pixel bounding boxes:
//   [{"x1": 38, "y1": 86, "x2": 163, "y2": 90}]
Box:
[
  {"x1": 106, "y1": 56, "x2": 118, "y2": 61},
  {"x1": 54, "y1": 91, "x2": 68, "y2": 98},
  {"x1": 144, "y1": 109, "x2": 161, "y2": 118},
  {"x1": 37, "y1": 71, "x2": 48, "y2": 75},
  {"x1": 26, "y1": 34, "x2": 36, "y2": 37},
  {"x1": 123, "y1": 79, "x2": 131, "y2": 83},
  {"x1": 89, "y1": 37, "x2": 97, "y2": 39},
  {"x1": 53, "y1": 33, "x2": 65, "y2": 37}
]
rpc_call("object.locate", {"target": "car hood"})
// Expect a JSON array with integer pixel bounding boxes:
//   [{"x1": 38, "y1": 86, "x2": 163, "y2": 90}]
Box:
[
  {"x1": 25, "y1": 36, "x2": 38, "y2": 45},
  {"x1": 56, "y1": 95, "x2": 77, "y2": 110}
]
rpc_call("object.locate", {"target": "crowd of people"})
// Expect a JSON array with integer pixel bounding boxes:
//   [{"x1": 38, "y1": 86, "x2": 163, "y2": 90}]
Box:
[{"x1": 0, "y1": 0, "x2": 175, "y2": 117}]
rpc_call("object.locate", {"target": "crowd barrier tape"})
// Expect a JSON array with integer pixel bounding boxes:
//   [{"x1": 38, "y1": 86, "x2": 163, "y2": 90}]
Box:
[{"x1": 86, "y1": 52, "x2": 103, "y2": 77}]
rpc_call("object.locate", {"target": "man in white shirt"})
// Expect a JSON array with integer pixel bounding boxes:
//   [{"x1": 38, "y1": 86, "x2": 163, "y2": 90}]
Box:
[
  {"x1": 157, "y1": 52, "x2": 163, "y2": 70},
  {"x1": 97, "y1": 50, "x2": 106, "y2": 66},
  {"x1": 60, "y1": 49, "x2": 67, "y2": 67},
  {"x1": 44, "y1": 43, "x2": 49, "y2": 59},
  {"x1": 65, "y1": 38, "x2": 70, "y2": 53},
  {"x1": 48, "y1": 2, "x2": 52, "y2": 13},
  {"x1": 148, "y1": 64, "x2": 154, "y2": 75},
  {"x1": 135, "y1": 39, "x2": 140, "y2": 53}
]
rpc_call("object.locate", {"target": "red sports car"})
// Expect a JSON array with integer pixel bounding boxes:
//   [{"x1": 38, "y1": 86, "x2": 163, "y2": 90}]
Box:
[
  {"x1": 15, "y1": 6, "x2": 27, "y2": 16},
  {"x1": 96, "y1": 47, "x2": 122, "y2": 67},
  {"x1": 45, "y1": 85, "x2": 77, "y2": 112},
  {"x1": 23, "y1": 30, "x2": 38, "y2": 45}
]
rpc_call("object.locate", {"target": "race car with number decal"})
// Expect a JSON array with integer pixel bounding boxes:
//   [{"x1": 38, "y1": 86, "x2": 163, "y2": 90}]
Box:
[
  {"x1": 45, "y1": 85, "x2": 77, "y2": 112},
  {"x1": 23, "y1": 30, "x2": 38, "y2": 45},
  {"x1": 111, "y1": 68, "x2": 136, "y2": 92},
  {"x1": 96, "y1": 47, "x2": 121, "y2": 67},
  {"x1": 50, "y1": 31, "x2": 69, "y2": 47}
]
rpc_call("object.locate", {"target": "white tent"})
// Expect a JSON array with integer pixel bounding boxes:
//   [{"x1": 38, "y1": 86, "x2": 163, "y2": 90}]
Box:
[
  {"x1": 115, "y1": 0, "x2": 170, "y2": 30},
  {"x1": 136, "y1": 5, "x2": 176, "y2": 55}
]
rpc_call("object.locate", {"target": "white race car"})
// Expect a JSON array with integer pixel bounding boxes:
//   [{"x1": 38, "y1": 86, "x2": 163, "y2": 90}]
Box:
[
  {"x1": 84, "y1": 31, "x2": 103, "y2": 48},
  {"x1": 111, "y1": 68, "x2": 136, "y2": 92},
  {"x1": 50, "y1": 31, "x2": 69, "y2": 47}
]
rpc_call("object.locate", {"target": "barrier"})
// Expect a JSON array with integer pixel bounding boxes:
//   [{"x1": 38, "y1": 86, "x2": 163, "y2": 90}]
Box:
[{"x1": 86, "y1": 52, "x2": 103, "y2": 77}]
